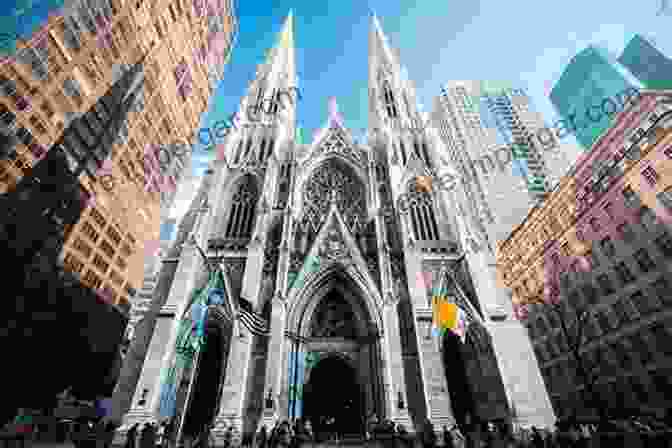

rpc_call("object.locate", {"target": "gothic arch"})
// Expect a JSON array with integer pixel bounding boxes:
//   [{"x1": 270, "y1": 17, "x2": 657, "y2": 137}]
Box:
[
  {"x1": 286, "y1": 263, "x2": 384, "y2": 340},
  {"x1": 223, "y1": 174, "x2": 260, "y2": 239},
  {"x1": 302, "y1": 351, "x2": 358, "y2": 386},
  {"x1": 294, "y1": 157, "x2": 369, "y2": 236},
  {"x1": 400, "y1": 183, "x2": 440, "y2": 241}
]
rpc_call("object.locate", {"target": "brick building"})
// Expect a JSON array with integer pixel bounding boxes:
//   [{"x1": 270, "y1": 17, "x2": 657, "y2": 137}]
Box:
[{"x1": 497, "y1": 91, "x2": 672, "y2": 420}]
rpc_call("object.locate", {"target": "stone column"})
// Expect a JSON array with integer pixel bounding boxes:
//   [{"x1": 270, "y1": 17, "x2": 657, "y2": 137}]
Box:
[{"x1": 261, "y1": 295, "x2": 288, "y2": 427}]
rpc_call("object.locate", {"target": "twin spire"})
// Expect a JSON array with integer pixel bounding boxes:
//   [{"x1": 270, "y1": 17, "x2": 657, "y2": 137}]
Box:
[{"x1": 247, "y1": 10, "x2": 416, "y2": 143}]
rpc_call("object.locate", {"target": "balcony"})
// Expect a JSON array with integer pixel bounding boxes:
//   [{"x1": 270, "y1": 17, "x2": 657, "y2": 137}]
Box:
[
  {"x1": 207, "y1": 237, "x2": 251, "y2": 252},
  {"x1": 415, "y1": 240, "x2": 459, "y2": 254}
]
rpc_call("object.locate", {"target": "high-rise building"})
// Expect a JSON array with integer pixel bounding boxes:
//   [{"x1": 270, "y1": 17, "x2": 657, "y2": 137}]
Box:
[
  {"x1": 0, "y1": 0, "x2": 237, "y2": 311},
  {"x1": 116, "y1": 13, "x2": 556, "y2": 445},
  {"x1": 432, "y1": 81, "x2": 574, "y2": 248},
  {"x1": 618, "y1": 34, "x2": 672, "y2": 90},
  {"x1": 497, "y1": 91, "x2": 672, "y2": 420},
  {"x1": 550, "y1": 45, "x2": 644, "y2": 150},
  {"x1": 124, "y1": 218, "x2": 179, "y2": 347}
]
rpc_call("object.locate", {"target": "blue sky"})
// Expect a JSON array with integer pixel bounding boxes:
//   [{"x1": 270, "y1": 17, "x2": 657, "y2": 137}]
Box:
[{"x1": 186, "y1": 0, "x2": 671, "y2": 184}]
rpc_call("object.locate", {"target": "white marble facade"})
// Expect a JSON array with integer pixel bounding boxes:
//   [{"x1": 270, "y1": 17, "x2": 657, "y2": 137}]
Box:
[{"x1": 121, "y1": 12, "x2": 555, "y2": 445}]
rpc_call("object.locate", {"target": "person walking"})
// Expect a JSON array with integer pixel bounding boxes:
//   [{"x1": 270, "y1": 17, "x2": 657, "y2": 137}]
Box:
[
  {"x1": 442, "y1": 425, "x2": 454, "y2": 448},
  {"x1": 125, "y1": 424, "x2": 139, "y2": 448},
  {"x1": 256, "y1": 425, "x2": 268, "y2": 448},
  {"x1": 422, "y1": 418, "x2": 437, "y2": 448},
  {"x1": 223, "y1": 426, "x2": 233, "y2": 448},
  {"x1": 530, "y1": 427, "x2": 543, "y2": 448}
]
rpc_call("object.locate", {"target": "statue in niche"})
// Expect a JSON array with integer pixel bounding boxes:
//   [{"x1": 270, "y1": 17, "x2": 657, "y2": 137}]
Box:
[{"x1": 310, "y1": 292, "x2": 357, "y2": 339}]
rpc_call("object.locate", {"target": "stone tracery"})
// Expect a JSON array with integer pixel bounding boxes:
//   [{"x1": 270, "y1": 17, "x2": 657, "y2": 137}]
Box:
[{"x1": 300, "y1": 160, "x2": 366, "y2": 236}]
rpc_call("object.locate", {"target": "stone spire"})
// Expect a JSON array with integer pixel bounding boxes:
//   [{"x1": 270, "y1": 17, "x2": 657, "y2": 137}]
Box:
[{"x1": 224, "y1": 11, "x2": 298, "y2": 165}]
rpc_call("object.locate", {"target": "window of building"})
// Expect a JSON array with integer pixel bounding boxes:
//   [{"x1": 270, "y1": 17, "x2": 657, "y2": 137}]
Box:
[
  {"x1": 612, "y1": 300, "x2": 630, "y2": 327},
  {"x1": 116, "y1": 257, "x2": 127, "y2": 271},
  {"x1": 92, "y1": 253, "x2": 110, "y2": 274},
  {"x1": 597, "y1": 274, "x2": 615, "y2": 296},
  {"x1": 664, "y1": 145, "x2": 672, "y2": 160},
  {"x1": 83, "y1": 269, "x2": 103, "y2": 290},
  {"x1": 106, "y1": 226, "x2": 122, "y2": 246},
  {"x1": 62, "y1": 77, "x2": 83, "y2": 107},
  {"x1": 63, "y1": 252, "x2": 84, "y2": 274},
  {"x1": 642, "y1": 166, "x2": 660, "y2": 187},
  {"x1": 657, "y1": 188, "x2": 672, "y2": 213},
  {"x1": 81, "y1": 221, "x2": 99, "y2": 243},
  {"x1": 655, "y1": 232, "x2": 672, "y2": 258},
  {"x1": 622, "y1": 186, "x2": 637, "y2": 205},
  {"x1": 617, "y1": 222, "x2": 636, "y2": 243},
  {"x1": 225, "y1": 175, "x2": 259, "y2": 239},
  {"x1": 590, "y1": 217, "x2": 600, "y2": 232},
  {"x1": 581, "y1": 283, "x2": 598, "y2": 304},
  {"x1": 29, "y1": 115, "x2": 47, "y2": 135},
  {"x1": 638, "y1": 206, "x2": 659, "y2": 232},
  {"x1": 604, "y1": 203, "x2": 614, "y2": 220},
  {"x1": 651, "y1": 276, "x2": 671, "y2": 306},
  {"x1": 599, "y1": 237, "x2": 616, "y2": 258},
  {"x1": 89, "y1": 208, "x2": 107, "y2": 229},
  {"x1": 615, "y1": 262, "x2": 636, "y2": 286},
  {"x1": 99, "y1": 239, "x2": 115, "y2": 258},
  {"x1": 72, "y1": 237, "x2": 92, "y2": 259},
  {"x1": 634, "y1": 248, "x2": 656, "y2": 273}
]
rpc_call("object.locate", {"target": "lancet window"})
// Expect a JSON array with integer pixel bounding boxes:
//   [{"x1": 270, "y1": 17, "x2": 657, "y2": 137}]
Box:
[
  {"x1": 383, "y1": 81, "x2": 398, "y2": 119},
  {"x1": 225, "y1": 175, "x2": 259, "y2": 239},
  {"x1": 406, "y1": 188, "x2": 440, "y2": 241},
  {"x1": 399, "y1": 140, "x2": 407, "y2": 166}
]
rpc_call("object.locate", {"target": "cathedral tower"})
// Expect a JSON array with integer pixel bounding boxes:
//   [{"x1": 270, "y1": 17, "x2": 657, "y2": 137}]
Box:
[{"x1": 120, "y1": 12, "x2": 554, "y2": 445}]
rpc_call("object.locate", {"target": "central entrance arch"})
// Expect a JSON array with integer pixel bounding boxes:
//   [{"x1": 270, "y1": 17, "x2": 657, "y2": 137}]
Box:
[
  {"x1": 285, "y1": 265, "x2": 386, "y2": 434},
  {"x1": 303, "y1": 355, "x2": 364, "y2": 440}
]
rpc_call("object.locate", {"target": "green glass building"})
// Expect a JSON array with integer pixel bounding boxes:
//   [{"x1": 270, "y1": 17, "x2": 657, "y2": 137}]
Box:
[
  {"x1": 618, "y1": 34, "x2": 672, "y2": 90},
  {"x1": 550, "y1": 46, "x2": 644, "y2": 150}
]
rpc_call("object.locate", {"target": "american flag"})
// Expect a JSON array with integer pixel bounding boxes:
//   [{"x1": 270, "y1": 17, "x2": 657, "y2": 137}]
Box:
[{"x1": 237, "y1": 296, "x2": 270, "y2": 336}]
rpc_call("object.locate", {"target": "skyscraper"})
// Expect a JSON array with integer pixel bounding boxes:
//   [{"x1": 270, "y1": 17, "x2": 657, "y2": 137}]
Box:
[
  {"x1": 0, "y1": 0, "x2": 237, "y2": 312},
  {"x1": 432, "y1": 81, "x2": 574, "y2": 247},
  {"x1": 550, "y1": 45, "x2": 644, "y2": 150},
  {"x1": 618, "y1": 34, "x2": 672, "y2": 90}
]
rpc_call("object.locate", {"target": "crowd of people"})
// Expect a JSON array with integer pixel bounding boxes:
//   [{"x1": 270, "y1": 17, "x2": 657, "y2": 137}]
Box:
[{"x1": 117, "y1": 416, "x2": 672, "y2": 448}]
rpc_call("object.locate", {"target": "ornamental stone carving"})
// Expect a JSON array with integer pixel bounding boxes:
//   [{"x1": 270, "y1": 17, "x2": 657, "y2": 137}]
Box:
[{"x1": 301, "y1": 161, "x2": 366, "y2": 235}]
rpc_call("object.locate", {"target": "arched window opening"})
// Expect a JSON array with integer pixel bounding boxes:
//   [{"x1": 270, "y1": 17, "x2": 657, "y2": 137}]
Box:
[
  {"x1": 234, "y1": 138, "x2": 244, "y2": 164},
  {"x1": 258, "y1": 139, "x2": 267, "y2": 163},
  {"x1": 407, "y1": 189, "x2": 439, "y2": 241},
  {"x1": 383, "y1": 82, "x2": 398, "y2": 119},
  {"x1": 225, "y1": 176, "x2": 259, "y2": 239},
  {"x1": 399, "y1": 140, "x2": 407, "y2": 166},
  {"x1": 421, "y1": 142, "x2": 431, "y2": 166}
]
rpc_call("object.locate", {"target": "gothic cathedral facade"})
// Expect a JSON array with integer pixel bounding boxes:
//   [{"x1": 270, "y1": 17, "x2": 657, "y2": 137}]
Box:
[{"x1": 122, "y1": 12, "x2": 555, "y2": 444}]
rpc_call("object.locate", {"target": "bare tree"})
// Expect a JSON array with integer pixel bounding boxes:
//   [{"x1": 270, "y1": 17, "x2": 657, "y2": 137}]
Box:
[{"x1": 525, "y1": 296, "x2": 607, "y2": 425}]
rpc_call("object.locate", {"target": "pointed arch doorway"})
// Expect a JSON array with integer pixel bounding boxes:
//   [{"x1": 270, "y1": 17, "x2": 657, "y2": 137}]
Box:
[
  {"x1": 303, "y1": 355, "x2": 364, "y2": 440},
  {"x1": 178, "y1": 313, "x2": 232, "y2": 440},
  {"x1": 285, "y1": 273, "x2": 385, "y2": 441}
]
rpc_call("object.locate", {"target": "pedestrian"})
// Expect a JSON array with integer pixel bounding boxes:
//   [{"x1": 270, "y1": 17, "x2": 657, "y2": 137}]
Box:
[
  {"x1": 442, "y1": 425, "x2": 454, "y2": 448},
  {"x1": 530, "y1": 427, "x2": 543, "y2": 448},
  {"x1": 164, "y1": 419, "x2": 175, "y2": 448},
  {"x1": 224, "y1": 426, "x2": 233, "y2": 448},
  {"x1": 422, "y1": 418, "x2": 437, "y2": 448},
  {"x1": 125, "y1": 424, "x2": 139, "y2": 448},
  {"x1": 256, "y1": 425, "x2": 268, "y2": 448}
]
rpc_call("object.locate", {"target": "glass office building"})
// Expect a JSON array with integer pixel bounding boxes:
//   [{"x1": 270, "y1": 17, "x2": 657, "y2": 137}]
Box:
[
  {"x1": 618, "y1": 34, "x2": 672, "y2": 90},
  {"x1": 550, "y1": 46, "x2": 644, "y2": 150}
]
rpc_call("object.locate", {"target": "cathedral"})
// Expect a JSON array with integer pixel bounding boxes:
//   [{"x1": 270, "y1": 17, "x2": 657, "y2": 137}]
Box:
[{"x1": 120, "y1": 12, "x2": 555, "y2": 444}]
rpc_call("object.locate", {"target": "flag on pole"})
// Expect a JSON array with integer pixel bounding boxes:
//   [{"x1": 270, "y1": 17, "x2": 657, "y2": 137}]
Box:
[{"x1": 237, "y1": 296, "x2": 271, "y2": 336}]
